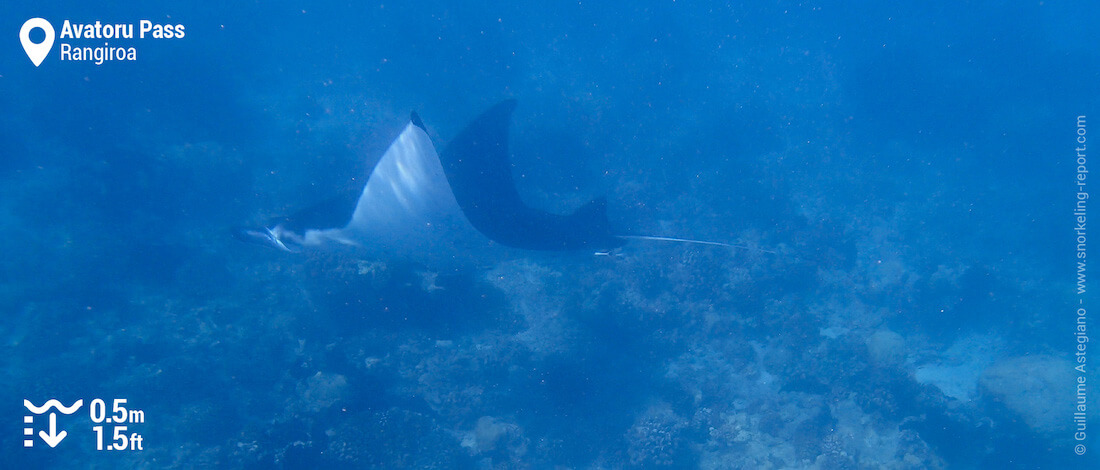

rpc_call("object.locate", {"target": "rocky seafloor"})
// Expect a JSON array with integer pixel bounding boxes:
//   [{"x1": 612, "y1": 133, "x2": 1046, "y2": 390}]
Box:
[{"x1": 3, "y1": 182, "x2": 1087, "y2": 468}]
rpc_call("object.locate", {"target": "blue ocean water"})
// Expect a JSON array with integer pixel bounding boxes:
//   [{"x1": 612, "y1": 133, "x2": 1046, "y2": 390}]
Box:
[{"x1": 1, "y1": 1, "x2": 1098, "y2": 468}]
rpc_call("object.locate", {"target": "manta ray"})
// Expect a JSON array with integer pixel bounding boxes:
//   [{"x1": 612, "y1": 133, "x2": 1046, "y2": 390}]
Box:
[{"x1": 236, "y1": 100, "x2": 735, "y2": 269}]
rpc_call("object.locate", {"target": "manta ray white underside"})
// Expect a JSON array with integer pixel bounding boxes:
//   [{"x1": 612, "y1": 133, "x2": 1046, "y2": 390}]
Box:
[{"x1": 278, "y1": 120, "x2": 499, "y2": 267}]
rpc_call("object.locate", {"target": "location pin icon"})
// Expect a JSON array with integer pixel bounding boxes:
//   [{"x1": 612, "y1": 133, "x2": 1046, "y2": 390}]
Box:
[{"x1": 20, "y1": 18, "x2": 55, "y2": 67}]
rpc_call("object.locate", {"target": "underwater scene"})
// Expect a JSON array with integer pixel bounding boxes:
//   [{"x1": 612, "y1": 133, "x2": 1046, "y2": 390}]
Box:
[{"x1": 1, "y1": 1, "x2": 1098, "y2": 468}]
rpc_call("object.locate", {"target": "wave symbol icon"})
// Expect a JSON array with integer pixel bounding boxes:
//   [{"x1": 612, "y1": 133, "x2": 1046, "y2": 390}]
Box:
[{"x1": 24, "y1": 399, "x2": 83, "y2": 415}]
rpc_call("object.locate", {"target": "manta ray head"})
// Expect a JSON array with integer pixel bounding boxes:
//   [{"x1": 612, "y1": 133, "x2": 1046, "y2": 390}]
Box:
[{"x1": 232, "y1": 225, "x2": 297, "y2": 252}]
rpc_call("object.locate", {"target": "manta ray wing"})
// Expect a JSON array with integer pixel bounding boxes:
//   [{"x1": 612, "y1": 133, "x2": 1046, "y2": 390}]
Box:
[
  {"x1": 315, "y1": 118, "x2": 496, "y2": 266},
  {"x1": 440, "y1": 100, "x2": 625, "y2": 251}
]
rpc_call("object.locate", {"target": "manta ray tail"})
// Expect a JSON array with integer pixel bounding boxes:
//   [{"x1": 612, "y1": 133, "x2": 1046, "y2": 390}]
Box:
[{"x1": 616, "y1": 234, "x2": 777, "y2": 254}]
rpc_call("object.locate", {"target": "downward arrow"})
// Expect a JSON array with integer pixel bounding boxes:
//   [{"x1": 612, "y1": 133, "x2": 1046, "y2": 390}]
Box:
[{"x1": 39, "y1": 413, "x2": 67, "y2": 448}]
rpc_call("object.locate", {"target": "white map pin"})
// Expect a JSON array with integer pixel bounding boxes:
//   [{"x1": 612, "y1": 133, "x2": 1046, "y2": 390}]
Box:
[{"x1": 20, "y1": 18, "x2": 55, "y2": 67}]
